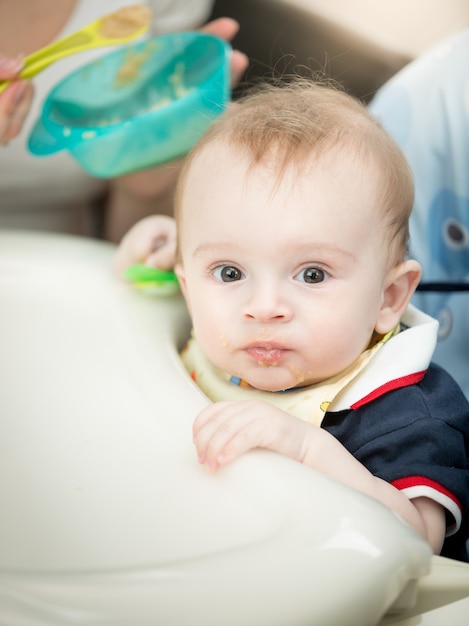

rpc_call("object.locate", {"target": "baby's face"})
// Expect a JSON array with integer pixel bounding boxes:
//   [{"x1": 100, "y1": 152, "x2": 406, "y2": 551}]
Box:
[{"x1": 176, "y1": 142, "x2": 393, "y2": 391}]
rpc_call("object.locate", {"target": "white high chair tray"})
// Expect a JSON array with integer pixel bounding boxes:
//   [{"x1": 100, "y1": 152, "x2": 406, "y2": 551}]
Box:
[{"x1": 0, "y1": 231, "x2": 467, "y2": 625}]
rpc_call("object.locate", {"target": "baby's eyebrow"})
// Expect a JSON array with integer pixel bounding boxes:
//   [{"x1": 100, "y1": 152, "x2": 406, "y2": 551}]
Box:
[
  {"x1": 193, "y1": 242, "x2": 240, "y2": 257},
  {"x1": 293, "y1": 242, "x2": 357, "y2": 261},
  {"x1": 192, "y1": 240, "x2": 357, "y2": 262}
]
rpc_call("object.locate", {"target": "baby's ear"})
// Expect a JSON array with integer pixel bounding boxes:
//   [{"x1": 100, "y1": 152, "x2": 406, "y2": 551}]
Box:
[
  {"x1": 375, "y1": 260, "x2": 422, "y2": 334},
  {"x1": 174, "y1": 263, "x2": 191, "y2": 313}
]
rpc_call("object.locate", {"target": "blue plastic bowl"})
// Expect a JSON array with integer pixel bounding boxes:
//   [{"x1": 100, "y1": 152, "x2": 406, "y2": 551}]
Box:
[{"x1": 28, "y1": 32, "x2": 231, "y2": 178}]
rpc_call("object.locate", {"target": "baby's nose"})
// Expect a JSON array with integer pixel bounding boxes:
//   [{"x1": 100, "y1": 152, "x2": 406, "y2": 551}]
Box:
[{"x1": 242, "y1": 284, "x2": 293, "y2": 323}]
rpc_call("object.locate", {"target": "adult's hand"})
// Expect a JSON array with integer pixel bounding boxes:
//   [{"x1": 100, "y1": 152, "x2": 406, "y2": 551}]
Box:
[
  {"x1": 0, "y1": 54, "x2": 34, "y2": 143},
  {"x1": 200, "y1": 17, "x2": 248, "y2": 87}
]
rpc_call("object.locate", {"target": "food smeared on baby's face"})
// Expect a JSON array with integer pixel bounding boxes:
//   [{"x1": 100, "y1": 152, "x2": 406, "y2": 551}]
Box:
[
  {"x1": 99, "y1": 4, "x2": 151, "y2": 39},
  {"x1": 219, "y1": 335, "x2": 231, "y2": 349}
]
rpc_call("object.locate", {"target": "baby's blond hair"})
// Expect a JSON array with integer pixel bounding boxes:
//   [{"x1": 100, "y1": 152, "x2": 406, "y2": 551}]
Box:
[{"x1": 176, "y1": 78, "x2": 414, "y2": 263}]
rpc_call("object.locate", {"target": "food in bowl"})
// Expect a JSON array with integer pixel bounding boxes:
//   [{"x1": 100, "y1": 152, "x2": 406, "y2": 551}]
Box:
[{"x1": 28, "y1": 32, "x2": 231, "y2": 178}]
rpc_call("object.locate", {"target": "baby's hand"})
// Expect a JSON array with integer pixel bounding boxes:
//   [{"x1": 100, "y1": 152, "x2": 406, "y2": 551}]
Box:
[
  {"x1": 193, "y1": 400, "x2": 311, "y2": 471},
  {"x1": 113, "y1": 215, "x2": 177, "y2": 278}
]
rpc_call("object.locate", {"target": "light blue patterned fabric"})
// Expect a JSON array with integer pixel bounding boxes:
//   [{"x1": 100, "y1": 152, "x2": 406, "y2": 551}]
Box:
[{"x1": 369, "y1": 30, "x2": 469, "y2": 398}]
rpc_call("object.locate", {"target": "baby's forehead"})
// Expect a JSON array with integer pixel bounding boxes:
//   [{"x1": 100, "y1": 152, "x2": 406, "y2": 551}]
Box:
[
  {"x1": 181, "y1": 141, "x2": 383, "y2": 222},
  {"x1": 185, "y1": 135, "x2": 379, "y2": 191}
]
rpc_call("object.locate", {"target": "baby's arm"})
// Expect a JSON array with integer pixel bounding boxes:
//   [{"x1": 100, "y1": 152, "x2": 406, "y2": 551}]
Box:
[
  {"x1": 193, "y1": 400, "x2": 446, "y2": 554},
  {"x1": 113, "y1": 215, "x2": 177, "y2": 278}
]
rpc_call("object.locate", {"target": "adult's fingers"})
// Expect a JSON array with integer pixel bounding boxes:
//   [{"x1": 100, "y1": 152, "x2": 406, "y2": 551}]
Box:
[
  {"x1": 200, "y1": 17, "x2": 248, "y2": 87},
  {"x1": 0, "y1": 80, "x2": 34, "y2": 143},
  {"x1": 0, "y1": 54, "x2": 23, "y2": 79}
]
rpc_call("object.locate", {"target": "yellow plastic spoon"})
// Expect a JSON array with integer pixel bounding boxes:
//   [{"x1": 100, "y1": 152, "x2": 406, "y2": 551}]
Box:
[{"x1": 0, "y1": 4, "x2": 151, "y2": 94}]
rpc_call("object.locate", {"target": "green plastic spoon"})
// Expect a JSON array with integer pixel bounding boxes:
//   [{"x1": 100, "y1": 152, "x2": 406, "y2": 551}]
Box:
[{"x1": 124, "y1": 264, "x2": 180, "y2": 296}]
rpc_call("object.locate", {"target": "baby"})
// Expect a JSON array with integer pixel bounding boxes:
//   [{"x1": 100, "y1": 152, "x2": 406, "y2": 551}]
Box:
[{"x1": 115, "y1": 79, "x2": 469, "y2": 561}]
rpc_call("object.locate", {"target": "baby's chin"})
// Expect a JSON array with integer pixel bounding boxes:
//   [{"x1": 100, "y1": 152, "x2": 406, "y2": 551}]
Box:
[{"x1": 241, "y1": 369, "x2": 304, "y2": 393}]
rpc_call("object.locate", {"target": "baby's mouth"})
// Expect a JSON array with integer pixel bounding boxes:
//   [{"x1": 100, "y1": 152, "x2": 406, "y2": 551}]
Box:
[{"x1": 245, "y1": 345, "x2": 287, "y2": 366}]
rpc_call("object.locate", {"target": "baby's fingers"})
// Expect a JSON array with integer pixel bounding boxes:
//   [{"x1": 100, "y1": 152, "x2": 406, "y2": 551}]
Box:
[
  {"x1": 193, "y1": 401, "x2": 266, "y2": 470},
  {"x1": 145, "y1": 237, "x2": 176, "y2": 270},
  {"x1": 113, "y1": 215, "x2": 176, "y2": 277}
]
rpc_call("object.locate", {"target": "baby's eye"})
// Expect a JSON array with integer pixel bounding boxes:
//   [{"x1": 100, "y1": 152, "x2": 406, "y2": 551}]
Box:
[
  {"x1": 294, "y1": 267, "x2": 327, "y2": 284},
  {"x1": 213, "y1": 265, "x2": 245, "y2": 282}
]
